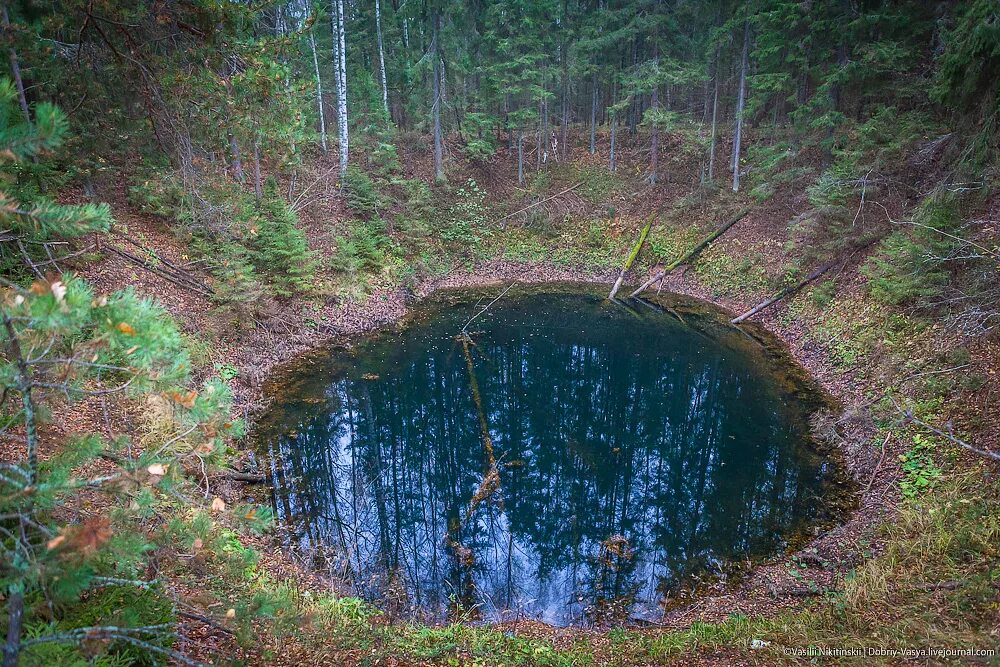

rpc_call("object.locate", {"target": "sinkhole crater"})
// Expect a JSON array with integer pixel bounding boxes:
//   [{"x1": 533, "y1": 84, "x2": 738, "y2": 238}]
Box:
[{"x1": 256, "y1": 284, "x2": 850, "y2": 626}]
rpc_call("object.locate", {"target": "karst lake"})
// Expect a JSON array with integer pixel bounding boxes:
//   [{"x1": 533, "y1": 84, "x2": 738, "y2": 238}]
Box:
[{"x1": 255, "y1": 284, "x2": 849, "y2": 626}]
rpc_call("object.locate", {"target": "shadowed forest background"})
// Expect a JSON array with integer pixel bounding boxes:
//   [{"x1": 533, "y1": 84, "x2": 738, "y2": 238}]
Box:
[{"x1": 0, "y1": 0, "x2": 997, "y2": 665}]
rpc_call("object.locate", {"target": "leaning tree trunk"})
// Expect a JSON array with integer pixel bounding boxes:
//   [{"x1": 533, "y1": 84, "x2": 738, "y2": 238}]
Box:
[
  {"x1": 332, "y1": 0, "x2": 349, "y2": 183},
  {"x1": 375, "y1": 0, "x2": 389, "y2": 120},
  {"x1": 1, "y1": 3, "x2": 29, "y2": 124},
  {"x1": 309, "y1": 31, "x2": 328, "y2": 152},
  {"x1": 609, "y1": 218, "x2": 653, "y2": 299},
  {"x1": 732, "y1": 20, "x2": 750, "y2": 193},
  {"x1": 431, "y1": 9, "x2": 444, "y2": 182},
  {"x1": 629, "y1": 206, "x2": 752, "y2": 297},
  {"x1": 731, "y1": 260, "x2": 837, "y2": 324}
]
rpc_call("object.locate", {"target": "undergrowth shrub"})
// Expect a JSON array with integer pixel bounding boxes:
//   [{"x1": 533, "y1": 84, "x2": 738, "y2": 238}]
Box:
[
  {"x1": 344, "y1": 166, "x2": 385, "y2": 219},
  {"x1": 248, "y1": 178, "x2": 315, "y2": 297},
  {"x1": 864, "y1": 195, "x2": 961, "y2": 307}
]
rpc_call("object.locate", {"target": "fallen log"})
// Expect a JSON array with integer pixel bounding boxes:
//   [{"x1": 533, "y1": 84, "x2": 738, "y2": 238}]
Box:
[
  {"x1": 730, "y1": 260, "x2": 838, "y2": 324},
  {"x1": 628, "y1": 205, "x2": 752, "y2": 298},
  {"x1": 608, "y1": 217, "x2": 653, "y2": 300},
  {"x1": 104, "y1": 245, "x2": 214, "y2": 297},
  {"x1": 216, "y1": 470, "x2": 268, "y2": 484}
]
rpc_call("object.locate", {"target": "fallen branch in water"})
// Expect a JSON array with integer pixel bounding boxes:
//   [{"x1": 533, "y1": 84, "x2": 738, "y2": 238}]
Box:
[{"x1": 461, "y1": 283, "x2": 515, "y2": 335}]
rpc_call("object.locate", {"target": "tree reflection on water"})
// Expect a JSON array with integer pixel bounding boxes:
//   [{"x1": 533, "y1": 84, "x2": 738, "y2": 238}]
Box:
[{"x1": 259, "y1": 288, "x2": 840, "y2": 626}]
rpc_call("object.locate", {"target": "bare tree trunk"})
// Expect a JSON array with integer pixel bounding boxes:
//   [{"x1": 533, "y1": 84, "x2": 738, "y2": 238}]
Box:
[
  {"x1": 731, "y1": 261, "x2": 836, "y2": 324},
  {"x1": 252, "y1": 137, "x2": 262, "y2": 202},
  {"x1": 333, "y1": 0, "x2": 349, "y2": 183},
  {"x1": 648, "y1": 86, "x2": 659, "y2": 184},
  {"x1": 228, "y1": 131, "x2": 244, "y2": 182},
  {"x1": 517, "y1": 129, "x2": 524, "y2": 185},
  {"x1": 708, "y1": 48, "x2": 720, "y2": 181},
  {"x1": 2, "y1": 3, "x2": 29, "y2": 125},
  {"x1": 431, "y1": 10, "x2": 444, "y2": 182},
  {"x1": 2, "y1": 586, "x2": 22, "y2": 667},
  {"x1": 309, "y1": 30, "x2": 328, "y2": 152},
  {"x1": 609, "y1": 218, "x2": 652, "y2": 299},
  {"x1": 375, "y1": 0, "x2": 389, "y2": 120},
  {"x1": 560, "y1": 78, "x2": 568, "y2": 162},
  {"x1": 589, "y1": 72, "x2": 598, "y2": 155},
  {"x1": 560, "y1": 41, "x2": 569, "y2": 162},
  {"x1": 609, "y1": 118, "x2": 617, "y2": 173},
  {"x1": 732, "y1": 20, "x2": 750, "y2": 193},
  {"x1": 629, "y1": 206, "x2": 752, "y2": 297}
]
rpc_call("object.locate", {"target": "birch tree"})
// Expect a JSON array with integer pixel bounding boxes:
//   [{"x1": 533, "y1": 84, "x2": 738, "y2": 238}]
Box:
[
  {"x1": 332, "y1": 0, "x2": 349, "y2": 182},
  {"x1": 309, "y1": 30, "x2": 328, "y2": 152},
  {"x1": 375, "y1": 0, "x2": 390, "y2": 120}
]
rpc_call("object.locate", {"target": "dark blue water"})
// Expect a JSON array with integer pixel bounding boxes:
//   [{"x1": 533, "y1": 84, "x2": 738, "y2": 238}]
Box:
[{"x1": 258, "y1": 285, "x2": 844, "y2": 626}]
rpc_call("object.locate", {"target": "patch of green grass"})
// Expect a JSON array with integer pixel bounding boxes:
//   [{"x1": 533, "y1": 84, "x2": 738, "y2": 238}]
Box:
[{"x1": 694, "y1": 243, "x2": 774, "y2": 297}]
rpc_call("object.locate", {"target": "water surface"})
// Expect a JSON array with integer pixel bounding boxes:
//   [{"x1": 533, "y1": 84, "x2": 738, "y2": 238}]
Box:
[{"x1": 257, "y1": 285, "x2": 845, "y2": 625}]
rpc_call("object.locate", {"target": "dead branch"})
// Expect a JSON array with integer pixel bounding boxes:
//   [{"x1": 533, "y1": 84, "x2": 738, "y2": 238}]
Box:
[{"x1": 493, "y1": 182, "x2": 582, "y2": 226}]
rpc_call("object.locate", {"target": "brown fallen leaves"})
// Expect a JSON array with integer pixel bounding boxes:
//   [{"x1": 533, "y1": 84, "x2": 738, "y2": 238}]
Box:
[{"x1": 46, "y1": 516, "x2": 113, "y2": 556}]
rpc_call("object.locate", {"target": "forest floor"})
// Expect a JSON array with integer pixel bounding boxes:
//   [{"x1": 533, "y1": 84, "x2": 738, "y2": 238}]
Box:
[{"x1": 57, "y1": 137, "x2": 1000, "y2": 665}]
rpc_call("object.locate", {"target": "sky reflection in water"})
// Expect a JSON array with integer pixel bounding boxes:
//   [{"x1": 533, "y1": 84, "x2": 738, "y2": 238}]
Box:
[{"x1": 258, "y1": 287, "x2": 840, "y2": 626}]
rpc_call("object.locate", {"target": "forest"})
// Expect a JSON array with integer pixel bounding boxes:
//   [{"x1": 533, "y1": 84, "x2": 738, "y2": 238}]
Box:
[{"x1": 0, "y1": 0, "x2": 997, "y2": 665}]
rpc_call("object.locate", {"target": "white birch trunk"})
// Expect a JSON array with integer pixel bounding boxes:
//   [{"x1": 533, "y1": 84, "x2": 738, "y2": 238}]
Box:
[
  {"x1": 309, "y1": 30, "x2": 328, "y2": 152},
  {"x1": 333, "y1": 0, "x2": 349, "y2": 182},
  {"x1": 375, "y1": 0, "x2": 389, "y2": 120}
]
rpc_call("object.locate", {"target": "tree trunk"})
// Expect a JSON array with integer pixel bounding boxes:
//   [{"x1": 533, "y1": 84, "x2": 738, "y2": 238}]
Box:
[
  {"x1": 252, "y1": 137, "x2": 262, "y2": 202},
  {"x1": 431, "y1": 10, "x2": 444, "y2": 182},
  {"x1": 732, "y1": 20, "x2": 750, "y2": 193},
  {"x1": 731, "y1": 261, "x2": 837, "y2": 324},
  {"x1": 2, "y1": 3, "x2": 29, "y2": 125},
  {"x1": 609, "y1": 218, "x2": 653, "y2": 299},
  {"x1": 560, "y1": 34, "x2": 569, "y2": 162},
  {"x1": 517, "y1": 129, "x2": 524, "y2": 185},
  {"x1": 333, "y1": 0, "x2": 349, "y2": 183},
  {"x1": 648, "y1": 87, "x2": 659, "y2": 184},
  {"x1": 375, "y1": 0, "x2": 390, "y2": 120},
  {"x1": 228, "y1": 131, "x2": 244, "y2": 183},
  {"x1": 589, "y1": 72, "x2": 598, "y2": 155},
  {"x1": 2, "y1": 586, "x2": 22, "y2": 667},
  {"x1": 708, "y1": 47, "x2": 720, "y2": 181},
  {"x1": 309, "y1": 30, "x2": 328, "y2": 152},
  {"x1": 609, "y1": 118, "x2": 617, "y2": 173},
  {"x1": 629, "y1": 206, "x2": 752, "y2": 298}
]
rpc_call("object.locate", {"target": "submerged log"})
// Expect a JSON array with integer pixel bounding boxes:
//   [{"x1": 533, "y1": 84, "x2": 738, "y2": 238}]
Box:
[
  {"x1": 731, "y1": 260, "x2": 837, "y2": 324},
  {"x1": 628, "y1": 205, "x2": 752, "y2": 298},
  {"x1": 609, "y1": 217, "x2": 653, "y2": 300}
]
